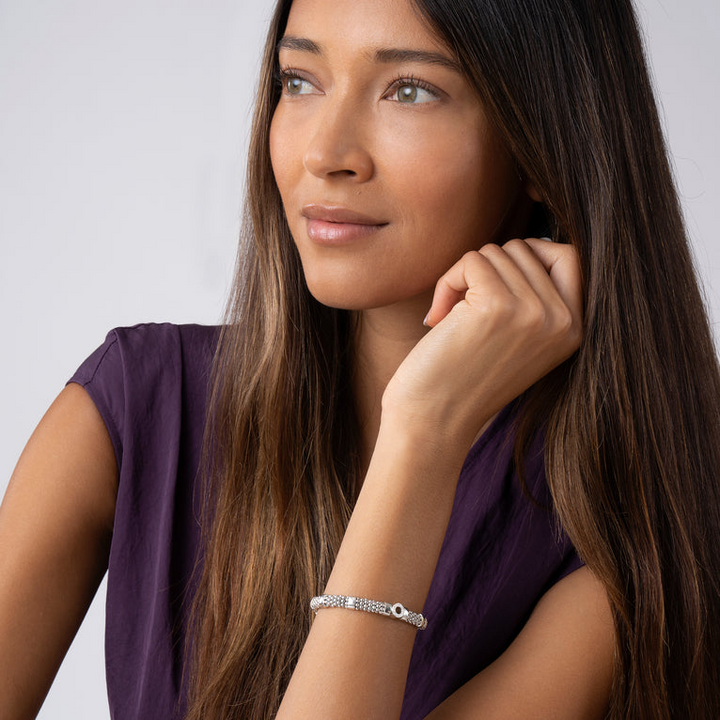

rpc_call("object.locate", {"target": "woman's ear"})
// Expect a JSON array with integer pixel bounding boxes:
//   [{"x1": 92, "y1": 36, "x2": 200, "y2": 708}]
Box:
[{"x1": 524, "y1": 179, "x2": 543, "y2": 203}]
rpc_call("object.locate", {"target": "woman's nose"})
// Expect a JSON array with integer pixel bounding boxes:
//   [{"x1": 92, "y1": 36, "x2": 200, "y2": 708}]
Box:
[{"x1": 302, "y1": 96, "x2": 374, "y2": 183}]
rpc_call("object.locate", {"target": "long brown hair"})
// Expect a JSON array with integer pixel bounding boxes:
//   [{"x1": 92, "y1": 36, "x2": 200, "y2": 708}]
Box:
[{"x1": 186, "y1": 1, "x2": 720, "y2": 718}]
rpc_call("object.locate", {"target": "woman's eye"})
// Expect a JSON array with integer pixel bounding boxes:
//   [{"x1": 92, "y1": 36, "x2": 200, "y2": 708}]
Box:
[
  {"x1": 280, "y1": 72, "x2": 317, "y2": 96},
  {"x1": 388, "y1": 81, "x2": 438, "y2": 104}
]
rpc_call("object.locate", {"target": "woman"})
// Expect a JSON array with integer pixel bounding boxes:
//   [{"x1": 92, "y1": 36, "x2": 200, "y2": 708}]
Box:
[{"x1": 1, "y1": 0, "x2": 719, "y2": 719}]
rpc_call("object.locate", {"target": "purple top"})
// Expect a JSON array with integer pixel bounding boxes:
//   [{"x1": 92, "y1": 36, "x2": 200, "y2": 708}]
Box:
[{"x1": 69, "y1": 322, "x2": 583, "y2": 719}]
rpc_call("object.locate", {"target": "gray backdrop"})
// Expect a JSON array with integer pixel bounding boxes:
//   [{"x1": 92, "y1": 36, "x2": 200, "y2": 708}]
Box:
[{"x1": 0, "y1": 1, "x2": 718, "y2": 717}]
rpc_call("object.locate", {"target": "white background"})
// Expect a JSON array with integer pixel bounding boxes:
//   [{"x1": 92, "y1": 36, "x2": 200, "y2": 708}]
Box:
[{"x1": 1, "y1": 1, "x2": 718, "y2": 717}]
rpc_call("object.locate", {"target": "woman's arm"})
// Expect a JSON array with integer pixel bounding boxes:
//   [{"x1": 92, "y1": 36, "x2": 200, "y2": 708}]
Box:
[
  {"x1": 277, "y1": 239, "x2": 612, "y2": 718},
  {"x1": 426, "y1": 566, "x2": 613, "y2": 720},
  {"x1": 0, "y1": 383, "x2": 117, "y2": 719}
]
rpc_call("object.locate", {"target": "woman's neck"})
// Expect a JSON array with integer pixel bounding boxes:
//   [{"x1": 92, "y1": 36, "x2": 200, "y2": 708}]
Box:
[{"x1": 352, "y1": 292, "x2": 432, "y2": 473}]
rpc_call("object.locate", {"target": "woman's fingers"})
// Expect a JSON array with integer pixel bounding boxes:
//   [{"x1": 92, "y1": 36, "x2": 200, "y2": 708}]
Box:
[
  {"x1": 521, "y1": 238, "x2": 583, "y2": 329},
  {"x1": 426, "y1": 238, "x2": 582, "y2": 345},
  {"x1": 424, "y1": 249, "x2": 509, "y2": 327},
  {"x1": 495, "y1": 239, "x2": 583, "y2": 352}
]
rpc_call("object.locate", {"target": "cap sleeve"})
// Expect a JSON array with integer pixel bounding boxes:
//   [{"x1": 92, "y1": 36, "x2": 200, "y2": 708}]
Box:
[{"x1": 68, "y1": 330, "x2": 125, "y2": 469}]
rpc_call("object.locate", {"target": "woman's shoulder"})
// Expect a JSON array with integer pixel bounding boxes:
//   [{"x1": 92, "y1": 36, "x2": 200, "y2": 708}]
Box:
[
  {"x1": 67, "y1": 322, "x2": 220, "y2": 466},
  {"x1": 70, "y1": 322, "x2": 219, "y2": 383}
]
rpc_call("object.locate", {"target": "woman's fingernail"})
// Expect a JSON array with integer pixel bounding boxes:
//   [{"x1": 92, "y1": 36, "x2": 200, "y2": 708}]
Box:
[
  {"x1": 539, "y1": 236, "x2": 553, "y2": 242},
  {"x1": 423, "y1": 312, "x2": 430, "y2": 327}
]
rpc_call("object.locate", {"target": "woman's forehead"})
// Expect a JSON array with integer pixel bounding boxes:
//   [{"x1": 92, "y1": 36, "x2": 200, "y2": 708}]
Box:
[{"x1": 282, "y1": 0, "x2": 449, "y2": 59}]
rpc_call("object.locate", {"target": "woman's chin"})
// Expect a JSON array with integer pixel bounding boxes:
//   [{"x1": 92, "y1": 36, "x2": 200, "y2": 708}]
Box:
[
  {"x1": 304, "y1": 278, "x2": 433, "y2": 315},
  {"x1": 305, "y1": 285, "x2": 383, "y2": 311}
]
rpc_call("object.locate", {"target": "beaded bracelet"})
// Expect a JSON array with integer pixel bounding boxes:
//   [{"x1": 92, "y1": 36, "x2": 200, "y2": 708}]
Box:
[{"x1": 310, "y1": 594, "x2": 428, "y2": 630}]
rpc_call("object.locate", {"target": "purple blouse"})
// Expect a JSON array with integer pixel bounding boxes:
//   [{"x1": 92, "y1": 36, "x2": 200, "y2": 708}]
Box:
[{"x1": 68, "y1": 322, "x2": 582, "y2": 719}]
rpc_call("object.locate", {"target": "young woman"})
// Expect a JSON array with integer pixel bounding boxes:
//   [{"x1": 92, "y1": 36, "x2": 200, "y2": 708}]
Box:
[{"x1": 2, "y1": 0, "x2": 719, "y2": 718}]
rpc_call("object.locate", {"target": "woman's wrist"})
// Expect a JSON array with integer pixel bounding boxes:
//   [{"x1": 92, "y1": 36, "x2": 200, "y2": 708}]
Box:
[{"x1": 378, "y1": 391, "x2": 493, "y2": 466}]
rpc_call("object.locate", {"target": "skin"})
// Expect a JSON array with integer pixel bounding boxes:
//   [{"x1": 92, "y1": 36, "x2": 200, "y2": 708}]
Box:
[{"x1": 0, "y1": 0, "x2": 614, "y2": 716}]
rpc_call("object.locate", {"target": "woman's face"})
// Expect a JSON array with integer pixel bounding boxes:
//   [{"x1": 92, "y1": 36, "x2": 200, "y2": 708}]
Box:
[{"x1": 270, "y1": 0, "x2": 532, "y2": 311}]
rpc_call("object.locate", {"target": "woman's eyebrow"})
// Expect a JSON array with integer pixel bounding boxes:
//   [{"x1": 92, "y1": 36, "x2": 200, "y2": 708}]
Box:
[
  {"x1": 277, "y1": 36, "x2": 461, "y2": 73},
  {"x1": 373, "y1": 48, "x2": 462, "y2": 73},
  {"x1": 277, "y1": 36, "x2": 321, "y2": 55}
]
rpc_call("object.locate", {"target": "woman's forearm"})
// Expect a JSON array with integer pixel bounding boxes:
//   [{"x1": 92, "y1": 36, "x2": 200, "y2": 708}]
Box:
[{"x1": 277, "y1": 415, "x2": 473, "y2": 719}]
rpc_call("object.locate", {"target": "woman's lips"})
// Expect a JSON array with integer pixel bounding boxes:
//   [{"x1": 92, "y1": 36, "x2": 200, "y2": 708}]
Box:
[
  {"x1": 302, "y1": 204, "x2": 388, "y2": 246},
  {"x1": 305, "y1": 218, "x2": 387, "y2": 245}
]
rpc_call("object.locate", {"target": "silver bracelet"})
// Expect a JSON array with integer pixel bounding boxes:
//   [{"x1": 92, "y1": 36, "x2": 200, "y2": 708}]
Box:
[{"x1": 310, "y1": 594, "x2": 428, "y2": 630}]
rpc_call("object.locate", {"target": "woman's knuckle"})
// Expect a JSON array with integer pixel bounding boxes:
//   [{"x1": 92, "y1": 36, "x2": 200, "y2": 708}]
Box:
[
  {"x1": 553, "y1": 307, "x2": 582, "y2": 350},
  {"x1": 555, "y1": 306, "x2": 574, "y2": 334},
  {"x1": 503, "y1": 238, "x2": 526, "y2": 252},
  {"x1": 476, "y1": 291, "x2": 510, "y2": 321},
  {"x1": 522, "y1": 299, "x2": 547, "y2": 330},
  {"x1": 567, "y1": 321, "x2": 583, "y2": 349},
  {"x1": 478, "y1": 243, "x2": 501, "y2": 259}
]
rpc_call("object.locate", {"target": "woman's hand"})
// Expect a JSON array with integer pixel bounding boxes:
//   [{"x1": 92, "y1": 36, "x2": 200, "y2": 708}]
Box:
[{"x1": 383, "y1": 238, "x2": 583, "y2": 453}]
